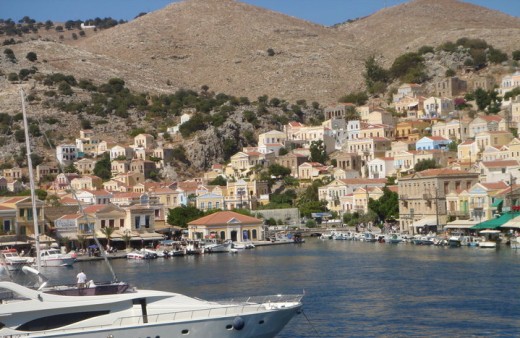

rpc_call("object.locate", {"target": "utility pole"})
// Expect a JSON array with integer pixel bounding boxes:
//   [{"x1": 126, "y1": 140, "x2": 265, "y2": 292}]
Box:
[{"x1": 435, "y1": 187, "x2": 439, "y2": 232}]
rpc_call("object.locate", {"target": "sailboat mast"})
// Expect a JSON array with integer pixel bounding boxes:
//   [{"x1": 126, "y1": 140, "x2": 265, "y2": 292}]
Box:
[{"x1": 20, "y1": 88, "x2": 42, "y2": 271}]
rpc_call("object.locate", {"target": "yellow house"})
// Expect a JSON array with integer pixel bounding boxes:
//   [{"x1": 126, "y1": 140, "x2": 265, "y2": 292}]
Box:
[
  {"x1": 475, "y1": 131, "x2": 514, "y2": 151},
  {"x1": 0, "y1": 196, "x2": 45, "y2": 236},
  {"x1": 396, "y1": 121, "x2": 430, "y2": 140},
  {"x1": 352, "y1": 186, "x2": 384, "y2": 213}
]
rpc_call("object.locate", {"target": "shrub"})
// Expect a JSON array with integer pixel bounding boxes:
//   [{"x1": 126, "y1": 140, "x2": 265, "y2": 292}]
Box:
[
  {"x1": 267, "y1": 48, "x2": 275, "y2": 56},
  {"x1": 7, "y1": 72, "x2": 19, "y2": 81},
  {"x1": 445, "y1": 69, "x2": 456, "y2": 77},
  {"x1": 513, "y1": 50, "x2": 520, "y2": 61},
  {"x1": 338, "y1": 91, "x2": 368, "y2": 105},
  {"x1": 26, "y1": 51, "x2": 37, "y2": 62},
  {"x1": 418, "y1": 45, "x2": 434, "y2": 54},
  {"x1": 488, "y1": 47, "x2": 508, "y2": 64}
]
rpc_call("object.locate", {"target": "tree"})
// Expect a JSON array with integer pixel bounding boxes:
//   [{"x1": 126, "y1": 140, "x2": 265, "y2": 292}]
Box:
[
  {"x1": 363, "y1": 55, "x2": 389, "y2": 94},
  {"x1": 414, "y1": 159, "x2": 439, "y2": 172},
  {"x1": 100, "y1": 226, "x2": 115, "y2": 250},
  {"x1": 390, "y1": 52, "x2": 426, "y2": 83},
  {"x1": 338, "y1": 91, "x2": 368, "y2": 106},
  {"x1": 26, "y1": 52, "x2": 37, "y2": 62},
  {"x1": 488, "y1": 47, "x2": 508, "y2": 64},
  {"x1": 209, "y1": 175, "x2": 227, "y2": 186},
  {"x1": 368, "y1": 187, "x2": 398, "y2": 223},
  {"x1": 93, "y1": 153, "x2": 111, "y2": 180},
  {"x1": 474, "y1": 88, "x2": 489, "y2": 111},
  {"x1": 167, "y1": 205, "x2": 203, "y2": 228},
  {"x1": 309, "y1": 140, "x2": 328, "y2": 164},
  {"x1": 513, "y1": 50, "x2": 520, "y2": 61},
  {"x1": 268, "y1": 163, "x2": 291, "y2": 178}
]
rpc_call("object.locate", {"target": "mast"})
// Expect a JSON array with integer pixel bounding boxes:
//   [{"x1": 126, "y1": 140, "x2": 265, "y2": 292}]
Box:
[{"x1": 20, "y1": 88, "x2": 42, "y2": 271}]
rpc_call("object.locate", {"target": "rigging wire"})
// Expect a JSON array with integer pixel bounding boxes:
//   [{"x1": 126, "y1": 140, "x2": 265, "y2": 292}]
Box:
[
  {"x1": 301, "y1": 309, "x2": 322, "y2": 337},
  {"x1": 19, "y1": 86, "x2": 118, "y2": 282}
]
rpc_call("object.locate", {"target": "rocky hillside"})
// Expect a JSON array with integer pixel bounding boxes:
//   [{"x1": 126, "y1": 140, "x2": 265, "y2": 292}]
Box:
[
  {"x1": 1, "y1": 0, "x2": 519, "y2": 175},
  {"x1": 338, "y1": 0, "x2": 520, "y2": 67}
]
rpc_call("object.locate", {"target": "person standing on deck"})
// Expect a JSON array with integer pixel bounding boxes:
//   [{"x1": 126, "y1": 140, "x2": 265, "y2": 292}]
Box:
[{"x1": 77, "y1": 270, "x2": 87, "y2": 288}]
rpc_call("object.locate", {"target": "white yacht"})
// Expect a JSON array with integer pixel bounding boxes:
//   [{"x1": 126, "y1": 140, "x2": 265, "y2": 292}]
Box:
[
  {"x1": 39, "y1": 249, "x2": 75, "y2": 267},
  {"x1": 0, "y1": 281, "x2": 302, "y2": 337}
]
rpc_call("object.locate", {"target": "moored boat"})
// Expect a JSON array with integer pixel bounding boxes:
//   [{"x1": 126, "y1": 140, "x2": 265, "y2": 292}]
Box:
[
  {"x1": 40, "y1": 249, "x2": 75, "y2": 267},
  {"x1": 0, "y1": 249, "x2": 34, "y2": 271},
  {"x1": 0, "y1": 281, "x2": 302, "y2": 337}
]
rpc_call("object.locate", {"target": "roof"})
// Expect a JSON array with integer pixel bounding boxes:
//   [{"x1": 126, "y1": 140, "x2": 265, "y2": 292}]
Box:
[
  {"x1": 339, "y1": 178, "x2": 387, "y2": 185},
  {"x1": 58, "y1": 214, "x2": 82, "y2": 220},
  {"x1": 425, "y1": 136, "x2": 449, "y2": 141},
  {"x1": 82, "y1": 204, "x2": 108, "y2": 213},
  {"x1": 188, "y1": 211, "x2": 262, "y2": 226},
  {"x1": 480, "y1": 182, "x2": 509, "y2": 190},
  {"x1": 481, "y1": 160, "x2": 519, "y2": 168},
  {"x1": 415, "y1": 168, "x2": 469, "y2": 177}
]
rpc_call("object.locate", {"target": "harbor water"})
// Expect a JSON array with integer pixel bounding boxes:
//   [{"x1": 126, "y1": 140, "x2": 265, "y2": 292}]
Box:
[{"x1": 37, "y1": 239, "x2": 520, "y2": 337}]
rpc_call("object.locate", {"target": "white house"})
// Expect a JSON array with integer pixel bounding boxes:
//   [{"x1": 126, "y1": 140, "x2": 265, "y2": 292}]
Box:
[
  {"x1": 367, "y1": 157, "x2": 395, "y2": 179},
  {"x1": 56, "y1": 144, "x2": 78, "y2": 165}
]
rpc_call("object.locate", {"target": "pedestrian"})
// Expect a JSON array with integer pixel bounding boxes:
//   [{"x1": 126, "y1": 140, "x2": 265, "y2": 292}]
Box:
[{"x1": 77, "y1": 270, "x2": 87, "y2": 288}]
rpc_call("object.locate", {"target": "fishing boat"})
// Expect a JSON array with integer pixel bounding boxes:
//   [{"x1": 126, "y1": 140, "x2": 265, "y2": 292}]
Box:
[{"x1": 0, "y1": 281, "x2": 302, "y2": 337}]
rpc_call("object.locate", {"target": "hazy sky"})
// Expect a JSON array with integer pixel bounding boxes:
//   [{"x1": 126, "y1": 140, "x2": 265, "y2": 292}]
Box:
[{"x1": 0, "y1": 0, "x2": 518, "y2": 27}]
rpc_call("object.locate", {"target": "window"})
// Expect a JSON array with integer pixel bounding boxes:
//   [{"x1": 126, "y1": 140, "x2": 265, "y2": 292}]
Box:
[
  {"x1": 109, "y1": 219, "x2": 115, "y2": 228},
  {"x1": 101, "y1": 220, "x2": 106, "y2": 228},
  {"x1": 120, "y1": 219, "x2": 124, "y2": 228},
  {"x1": 3, "y1": 220, "x2": 11, "y2": 233},
  {"x1": 145, "y1": 215, "x2": 150, "y2": 228},
  {"x1": 135, "y1": 216, "x2": 141, "y2": 229}
]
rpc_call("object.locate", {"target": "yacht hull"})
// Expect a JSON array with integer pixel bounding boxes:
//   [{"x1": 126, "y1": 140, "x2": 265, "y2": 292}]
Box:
[{"x1": 5, "y1": 307, "x2": 300, "y2": 338}]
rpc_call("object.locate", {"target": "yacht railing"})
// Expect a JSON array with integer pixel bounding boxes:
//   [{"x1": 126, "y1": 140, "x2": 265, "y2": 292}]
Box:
[{"x1": 114, "y1": 296, "x2": 303, "y2": 326}]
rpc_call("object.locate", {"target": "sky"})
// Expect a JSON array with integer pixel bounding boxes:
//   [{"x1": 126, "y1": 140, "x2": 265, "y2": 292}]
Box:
[{"x1": 0, "y1": 0, "x2": 518, "y2": 27}]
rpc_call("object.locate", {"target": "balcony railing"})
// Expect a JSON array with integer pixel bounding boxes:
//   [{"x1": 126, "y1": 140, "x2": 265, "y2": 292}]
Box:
[{"x1": 447, "y1": 210, "x2": 469, "y2": 218}]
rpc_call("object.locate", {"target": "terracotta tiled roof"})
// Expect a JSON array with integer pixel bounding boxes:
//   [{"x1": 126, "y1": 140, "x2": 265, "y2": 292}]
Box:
[
  {"x1": 339, "y1": 178, "x2": 387, "y2": 185},
  {"x1": 1, "y1": 197, "x2": 28, "y2": 204},
  {"x1": 83, "y1": 204, "x2": 108, "y2": 213},
  {"x1": 481, "y1": 160, "x2": 519, "y2": 168},
  {"x1": 0, "y1": 205, "x2": 15, "y2": 211},
  {"x1": 112, "y1": 192, "x2": 141, "y2": 198},
  {"x1": 387, "y1": 186, "x2": 399, "y2": 193},
  {"x1": 481, "y1": 182, "x2": 509, "y2": 190},
  {"x1": 416, "y1": 169, "x2": 468, "y2": 177},
  {"x1": 188, "y1": 211, "x2": 261, "y2": 226}
]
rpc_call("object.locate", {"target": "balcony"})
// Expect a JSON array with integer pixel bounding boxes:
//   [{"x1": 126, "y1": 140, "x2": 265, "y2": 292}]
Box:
[{"x1": 447, "y1": 210, "x2": 469, "y2": 219}]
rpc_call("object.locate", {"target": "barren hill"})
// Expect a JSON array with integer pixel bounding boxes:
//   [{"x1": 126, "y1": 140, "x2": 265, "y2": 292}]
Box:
[
  {"x1": 3, "y1": 0, "x2": 520, "y2": 106},
  {"x1": 76, "y1": 0, "x2": 367, "y2": 104},
  {"x1": 338, "y1": 0, "x2": 520, "y2": 66}
]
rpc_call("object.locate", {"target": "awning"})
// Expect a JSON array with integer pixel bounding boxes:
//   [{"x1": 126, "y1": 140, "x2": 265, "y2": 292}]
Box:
[
  {"x1": 411, "y1": 217, "x2": 438, "y2": 228},
  {"x1": 471, "y1": 213, "x2": 513, "y2": 230},
  {"x1": 138, "y1": 232, "x2": 165, "y2": 241},
  {"x1": 499, "y1": 214, "x2": 520, "y2": 229},
  {"x1": 444, "y1": 219, "x2": 479, "y2": 229},
  {"x1": 491, "y1": 199, "x2": 503, "y2": 208}
]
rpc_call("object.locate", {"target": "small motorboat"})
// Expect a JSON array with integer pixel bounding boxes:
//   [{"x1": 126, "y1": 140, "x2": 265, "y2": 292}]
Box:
[
  {"x1": 0, "y1": 249, "x2": 34, "y2": 271},
  {"x1": 39, "y1": 249, "x2": 75, "y2": 267}
]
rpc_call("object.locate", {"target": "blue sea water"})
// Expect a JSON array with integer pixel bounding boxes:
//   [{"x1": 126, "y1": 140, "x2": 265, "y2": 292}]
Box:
[{"x1": 39, "y1": 239, "x2": 520, "y2": 337}]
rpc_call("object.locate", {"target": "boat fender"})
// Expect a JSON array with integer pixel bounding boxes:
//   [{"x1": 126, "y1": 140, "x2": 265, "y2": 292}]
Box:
[{"x1": 233, "y1": 316, "x2": 245, "y2": 330}]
